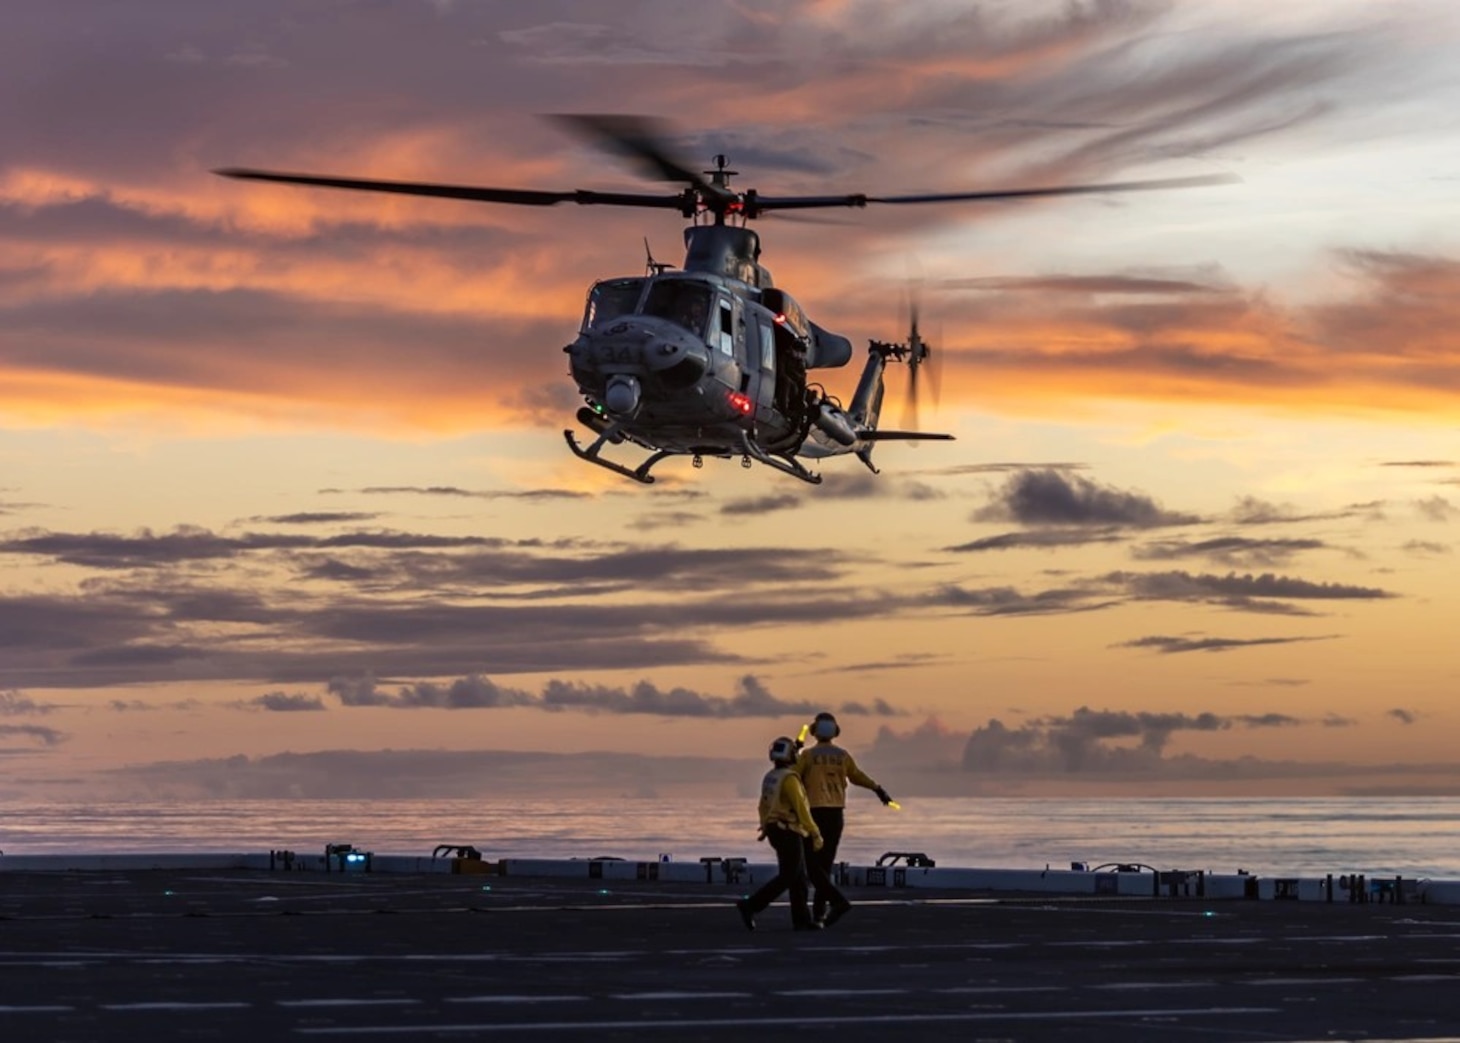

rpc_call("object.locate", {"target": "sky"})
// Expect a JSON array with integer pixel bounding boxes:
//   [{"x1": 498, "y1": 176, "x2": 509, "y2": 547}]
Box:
[{"x1": 4, "y1": 0, "x2": 1460, "y2": 801}]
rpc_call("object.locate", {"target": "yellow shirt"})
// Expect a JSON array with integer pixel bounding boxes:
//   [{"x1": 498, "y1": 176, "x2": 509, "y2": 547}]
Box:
[
  {"x1": 795, "y1": 742, "x2": 880, "y2": 809},
  {"x1": 758, "y1": 766, "x2": 821, "y2": 840}
]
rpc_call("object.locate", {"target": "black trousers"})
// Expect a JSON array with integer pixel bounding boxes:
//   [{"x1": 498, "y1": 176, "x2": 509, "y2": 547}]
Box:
[
  {"x1": 745, "y1": 825, "x2": 812, "y2": 927},
  {"x1": 808, "y1": 806, "x2": 850, "y2": 919}
]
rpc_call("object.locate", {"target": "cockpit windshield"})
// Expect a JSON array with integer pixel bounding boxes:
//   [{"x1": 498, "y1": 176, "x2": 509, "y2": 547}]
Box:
[
  {"x1": 583, "y1": 278, "x2": 646, "y2": 330},
  {"x1": 642, "y1": 279, "x2": 712, "y2": 336}
]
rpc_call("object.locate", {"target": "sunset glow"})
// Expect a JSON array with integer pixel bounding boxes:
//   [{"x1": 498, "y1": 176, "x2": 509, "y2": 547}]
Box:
[{"x1": 4, "y1": 0, "x2": 1459, "y2": 800}]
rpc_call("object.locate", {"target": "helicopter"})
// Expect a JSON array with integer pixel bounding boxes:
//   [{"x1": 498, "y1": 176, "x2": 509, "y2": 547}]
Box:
[{"x1": 216, "y1": 116, "x2": 1235, "y2": 485}]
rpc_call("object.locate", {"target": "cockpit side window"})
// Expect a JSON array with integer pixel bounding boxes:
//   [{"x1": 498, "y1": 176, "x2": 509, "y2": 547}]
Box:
[
  {"x1": 643, "y1": 280, "x2": 712, "y2": 335},
  {"x1": 717, "y1": 300, "x2": 734, "y2": 355},
  {"x1": 583, "y1": 278, "x2": 646, "y2": 330}
]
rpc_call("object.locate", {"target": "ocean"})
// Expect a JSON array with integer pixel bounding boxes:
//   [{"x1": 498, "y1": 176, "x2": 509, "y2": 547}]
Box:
[{"x1": 3, "y1": 796, "x2": 1457, "y2": 879}]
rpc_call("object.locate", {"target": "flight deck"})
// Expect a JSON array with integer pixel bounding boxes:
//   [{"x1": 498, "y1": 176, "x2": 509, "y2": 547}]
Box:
[{"x1": 3, "y1": 865, "x2": 1460, "y2": 1042}]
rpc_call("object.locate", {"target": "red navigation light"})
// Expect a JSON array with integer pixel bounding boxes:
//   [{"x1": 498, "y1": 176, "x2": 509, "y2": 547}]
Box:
[
  {"x1": 773, "y1": 313, "x2": 787, "y2": 325},
  {"x1": 727, "y1": 391, "x2": 753, "y2": 416}
]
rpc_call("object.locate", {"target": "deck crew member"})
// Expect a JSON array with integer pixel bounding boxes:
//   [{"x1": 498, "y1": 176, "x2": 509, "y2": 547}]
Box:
[
  {"x1": 796, "y1": 711, "x2": 893, "y2": 926},
  {"x1": 736, "y1": 736, "x2": 823, "y2": 932}
]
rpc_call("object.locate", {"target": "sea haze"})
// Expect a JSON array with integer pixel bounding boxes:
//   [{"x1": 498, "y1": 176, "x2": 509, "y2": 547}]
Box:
[{"x1": 1, "y1": 796, "x2": 1455, "y2": 879}]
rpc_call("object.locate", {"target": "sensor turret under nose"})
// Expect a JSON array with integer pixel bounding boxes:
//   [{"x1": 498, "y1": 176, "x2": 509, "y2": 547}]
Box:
[{"x1": 604, "y1": 374, "x2": 641, "y2": 415}]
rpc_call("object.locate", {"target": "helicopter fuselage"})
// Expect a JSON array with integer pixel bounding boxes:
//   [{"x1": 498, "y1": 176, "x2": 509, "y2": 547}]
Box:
[
  {"x1": 566, "y1": 274, "x2": 799, "y2": 455},
  {"x1": 561, "y1": 224, "x2": 875, "y2": 482}
]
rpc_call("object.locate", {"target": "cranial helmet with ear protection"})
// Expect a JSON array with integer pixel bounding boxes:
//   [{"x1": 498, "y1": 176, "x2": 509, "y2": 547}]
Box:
[
  {"x1": 768, "y1": 736, "x2": 799, "y2": 765},
  {"x1": 811, "y1": 711, "x2": 840, "y2": 740}
]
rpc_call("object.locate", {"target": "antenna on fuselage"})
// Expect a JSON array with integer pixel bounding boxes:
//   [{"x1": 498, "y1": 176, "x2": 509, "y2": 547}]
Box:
[{"x1": 644, "y1": 237, "x2": 672, "y2": 276}]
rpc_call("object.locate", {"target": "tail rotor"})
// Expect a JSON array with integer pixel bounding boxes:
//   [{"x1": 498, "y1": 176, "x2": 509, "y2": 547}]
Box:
[{"x1": 899, "y1": 286, "x2": 943, "y2": 439}]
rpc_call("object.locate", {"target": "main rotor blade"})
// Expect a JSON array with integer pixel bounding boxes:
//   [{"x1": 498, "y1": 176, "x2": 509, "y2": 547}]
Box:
[
  {"x1": 549, "y1": 114, "x2": 715, "y2": 192},
  {"x1": 751, "y1": 172, "x2": 1240, "y2": 212},
  {"x1": 870, "y1": 171, "x2": 1241, "y2": 205},
  {"x1": 213, "y1": 168, "x2": 687, "y2": 210}
]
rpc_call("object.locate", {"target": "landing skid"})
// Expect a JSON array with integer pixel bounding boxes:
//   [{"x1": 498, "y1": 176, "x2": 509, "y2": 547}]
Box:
[
  {"x1": 738, "y1": 433, "x2": 822, "y2": 485},
  {"x1": 564, "y1": 427, "x2": 822, "y2": 485},
  {"x1": 564, "y1": 429, "x2": 672, "y2": 484}
]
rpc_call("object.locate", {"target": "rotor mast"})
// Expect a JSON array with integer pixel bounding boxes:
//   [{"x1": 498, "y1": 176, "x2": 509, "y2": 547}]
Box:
[{"x1": 703, "y1": 155, "x2": 740, "y2": 226}]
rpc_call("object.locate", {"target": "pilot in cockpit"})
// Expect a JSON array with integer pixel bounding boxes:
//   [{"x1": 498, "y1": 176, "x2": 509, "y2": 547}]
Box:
[
  {"x1": 674, "y1": 294, "x2": 708, "y2": 334},
  {"x1": 642, "y1": 280, "x2": 710, "y2": 335}
]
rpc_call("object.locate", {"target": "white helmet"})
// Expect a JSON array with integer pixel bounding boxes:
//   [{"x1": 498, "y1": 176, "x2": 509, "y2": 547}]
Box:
[{"x1": 768, "y1": 736, "x2": 798, "y2": 765}]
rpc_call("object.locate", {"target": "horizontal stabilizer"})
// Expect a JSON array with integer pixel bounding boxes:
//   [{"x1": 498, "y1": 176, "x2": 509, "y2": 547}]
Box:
[{"x1": 859, "y1": 430, "x2": 954, "y2": 441}]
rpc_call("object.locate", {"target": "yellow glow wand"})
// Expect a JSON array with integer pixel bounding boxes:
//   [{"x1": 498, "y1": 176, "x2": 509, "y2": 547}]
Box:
[
  {"x1": 887, "y1": 800, "x2": 902, "y2": 811},
  {"x1": 796, "y1": 723, "x2": 810, "y2": 747}
]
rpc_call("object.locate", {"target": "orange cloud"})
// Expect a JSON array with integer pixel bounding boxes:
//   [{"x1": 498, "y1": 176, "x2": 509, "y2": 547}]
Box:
[
  {"x1": 0, "y1": 0, "x2": 1452, "y2": 439},
  {"x1": 6, "y1": 169, "x2": 1460, "y2": 437}
]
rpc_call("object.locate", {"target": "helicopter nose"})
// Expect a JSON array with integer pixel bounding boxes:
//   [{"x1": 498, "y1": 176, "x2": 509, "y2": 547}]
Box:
[
  {"x1": 571, "y1": 323, "x2": 650, "y2": 372},
  {"x1": 567, "y1": 319, "x2": 710, "y2": 404},
  {"x1": 644, "y1": 333, "x2": 711, "y2": 385},
  {"x1": 604, "y1": 374, "x2": 641, "y2": 415}
]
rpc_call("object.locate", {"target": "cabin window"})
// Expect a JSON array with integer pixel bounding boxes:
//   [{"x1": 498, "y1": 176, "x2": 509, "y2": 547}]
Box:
[
  {"x1": 643, "y1": 280, "x2": 712, "y2": 335},
  {"x1": 758, "y1": 321, "x2": 776, "y2": 376},
  {"x1": 717, "y1": 301, "x2": 734, "y2": 355},
  {"x1": 584, "y1": 278, "x2": 645, "y2": 330}
]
